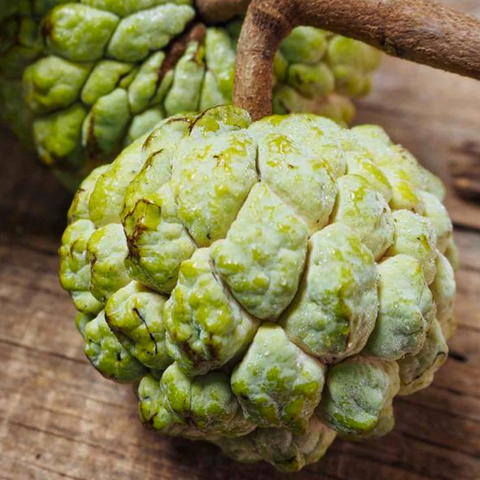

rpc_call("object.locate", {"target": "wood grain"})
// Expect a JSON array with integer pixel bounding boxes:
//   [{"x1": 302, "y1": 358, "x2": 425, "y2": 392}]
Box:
[
  {"x1": 1, "y1": 0, "x2": 480, "y2": 477},
  {"x1": 0, "y1": 124, "x2": 71, "y2": 236},
  {"x1": 0, "y1": 231, "x2": 479, "y2": 480}
]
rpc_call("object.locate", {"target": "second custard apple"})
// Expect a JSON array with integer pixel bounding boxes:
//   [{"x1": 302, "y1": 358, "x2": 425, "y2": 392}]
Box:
[
  {"x1": 0, "y1": 0, "x2": 381, "y2": 189},
  {"x1": 60, "y1": 105, "x2": 457, "y2": 472}
]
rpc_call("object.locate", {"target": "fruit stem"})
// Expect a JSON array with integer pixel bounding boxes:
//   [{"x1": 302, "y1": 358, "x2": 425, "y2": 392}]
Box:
[
  {"x1": 196, "y1": 0, "x2": 251, "y2": 24},
  {"x1": 232, "y1": 0, "x2": 480, "y2": 120}
]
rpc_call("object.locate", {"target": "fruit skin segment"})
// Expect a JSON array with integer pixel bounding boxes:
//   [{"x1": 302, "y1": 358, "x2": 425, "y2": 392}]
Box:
[
  {"x1": 0, "y1": 1, "x2": 381, "y2": 189},
  {"x1": 213, "y1": 416, "x2": 336, "y2": 472},
  {"x1": 211, "y1": 183, "x2": 309, "y2": 321},
  {"x1": 164, "y1": 248, "x2": 260, "y2": 376},
  {"x1": 138, "y1": 363, "x2": 255, "y2": 439},
  {"x1": 280, "y1": 223, "x2": 379, "y2": 363},
  {"x1": 59, "y1": 105, "x2": 456, "y2": 471},
  {"x1": 231, "y1": 323, "x2": 326, "y2": 434},
  {"x1": 318, "y1": 356, "x2": 400, "y2": 440},
  {"x1": 105, "y1": 281, "x2": 172, "y2": 371},
  {"x1": 363, "y1": 254, "x2": 436, "y2": 361}
]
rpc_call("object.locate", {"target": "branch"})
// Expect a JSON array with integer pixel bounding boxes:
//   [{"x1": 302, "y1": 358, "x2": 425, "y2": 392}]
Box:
[
  {"x1": 234, "y1": 0, "x2": 480, "y2": 120},
  {"x1": 195, "y1": 0, "x2": 251, "y2": 24}
]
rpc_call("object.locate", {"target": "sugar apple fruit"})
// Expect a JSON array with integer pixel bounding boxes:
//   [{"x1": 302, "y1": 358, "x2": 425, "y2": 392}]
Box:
[
  {"x1": 0, "y1": 0, "x2": 381, "y2": 189},
  {"x1": 60, "y1": 105, "x2": 457, "y2": 472}
]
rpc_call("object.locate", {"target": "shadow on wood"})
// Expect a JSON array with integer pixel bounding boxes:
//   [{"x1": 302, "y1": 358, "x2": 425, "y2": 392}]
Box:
[{"x1": 0, "y1": 124, "x2": 71, "y2": 236}]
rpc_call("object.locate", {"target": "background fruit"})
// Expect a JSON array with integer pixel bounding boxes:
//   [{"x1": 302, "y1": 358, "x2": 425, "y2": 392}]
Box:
[
  {"x1": 0, "y1": 0, "x2": 381, "y2": 189},
  {"x1": 59, "y1": 105, "x2": 457, "y2": 471}
]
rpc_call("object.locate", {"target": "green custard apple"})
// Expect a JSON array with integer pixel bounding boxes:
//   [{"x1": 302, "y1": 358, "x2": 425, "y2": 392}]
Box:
[
  {"x1": 60, "y1": 105, "x2": 457, "y2": 472},
  {"x1": 0, "y1": 0, "x2": 381, "y2": 189}
]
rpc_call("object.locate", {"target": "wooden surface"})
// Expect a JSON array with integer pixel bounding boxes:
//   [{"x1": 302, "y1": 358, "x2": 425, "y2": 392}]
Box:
[{"x1": 1, "y1": 0, "x2": 480, "y2": 478}]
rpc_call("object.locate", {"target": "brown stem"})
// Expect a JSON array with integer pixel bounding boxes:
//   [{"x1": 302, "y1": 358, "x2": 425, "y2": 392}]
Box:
[
  {"x1": 195, "y1": 0, "x2": 251, "y2": 24},
  {"x1": 157, "y1": 23, "x2": 207, "y2": 85},
  {"x1": 234, "y1": 0, "x2": 480, "y2": 120}
]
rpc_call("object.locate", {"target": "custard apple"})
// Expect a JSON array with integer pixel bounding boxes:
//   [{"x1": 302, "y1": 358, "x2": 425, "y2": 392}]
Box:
[
  {"x1": 59, "y1": 105, "x2": 457, "y2": 472},
  {"x1": 0, "y1": 0, "x2": 381, "y2": 189}
]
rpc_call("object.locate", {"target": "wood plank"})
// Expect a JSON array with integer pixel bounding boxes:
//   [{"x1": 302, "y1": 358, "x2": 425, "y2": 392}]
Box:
[
  {"x1": 1, "y1": 0, "x2": 480, "y2": 236},
  {"x1": 0, "y1": 124, "x2": 71, "y2": 236},
  {"x1": 0, "y1": 229, "x2": 479, "y2": 480},
  {"x1": 449, "y1": 229, "x2": 480, "y2": 332},
  {"x1": 1, "y1": 1, "x2": 480, "y2": 478}
]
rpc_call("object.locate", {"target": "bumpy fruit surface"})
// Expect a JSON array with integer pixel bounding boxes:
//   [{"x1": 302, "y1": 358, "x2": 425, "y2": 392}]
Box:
[
  {"x1": 60, "y1": 106, "x2": 457, "y2": 471},
  {"x1": 0, "y1": 0, "x2": 381, "y2": 189}
]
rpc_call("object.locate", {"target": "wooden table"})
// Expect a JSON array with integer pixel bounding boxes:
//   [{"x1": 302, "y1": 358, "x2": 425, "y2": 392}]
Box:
[{"x1": 1, "y1": 1, "x2": 480, "y2": 478}]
